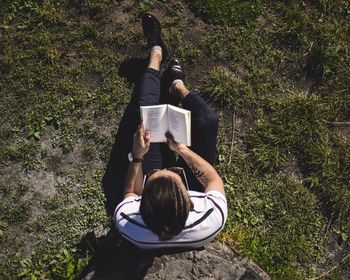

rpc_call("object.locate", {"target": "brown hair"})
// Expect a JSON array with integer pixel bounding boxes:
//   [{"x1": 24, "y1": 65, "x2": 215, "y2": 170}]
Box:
[{"x1": 140, "y1": 175, "x2": 191, "y2": 241}]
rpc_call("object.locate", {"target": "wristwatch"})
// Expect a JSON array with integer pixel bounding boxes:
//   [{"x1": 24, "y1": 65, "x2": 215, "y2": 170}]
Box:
[{"x1": 128, "y1": 152, "x2": 142, "y2": 163}]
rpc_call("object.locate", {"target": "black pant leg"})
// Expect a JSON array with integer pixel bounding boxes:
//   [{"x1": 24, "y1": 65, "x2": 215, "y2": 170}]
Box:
[{"x1": 133, "y1": 68, "x2": 164, "y2": 174}]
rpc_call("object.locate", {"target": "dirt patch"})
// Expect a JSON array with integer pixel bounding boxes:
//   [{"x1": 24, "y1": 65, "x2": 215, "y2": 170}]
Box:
[
  {"x1": 316, "y1": 234, "x2": 350, "y2": 279},
  {"x1": 327, "y1": 121, "x2": 350, "y2": 139},
  {"x1": 80, "y1": 73, "x2": 101, "y2": 91}
]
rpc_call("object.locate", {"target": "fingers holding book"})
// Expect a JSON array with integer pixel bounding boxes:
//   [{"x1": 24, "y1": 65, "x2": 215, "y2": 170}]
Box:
[
  {"x1": 132, "y1": 122, "x2": 152, "y2": 159},
  {"x1": 166, "y1": 131, "x2": 186, "y2": 153},
  {"x1": 132, "y1": 123, "x2": 187, "y2": 159}
]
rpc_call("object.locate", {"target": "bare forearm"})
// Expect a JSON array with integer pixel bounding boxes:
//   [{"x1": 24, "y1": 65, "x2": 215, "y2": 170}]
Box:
[
  {"x1": 177, "y1": 146, "x2": 223, "y2": 192},
  {"x1": 124, "y1": 162, "x2": 144, "y2": 196}
]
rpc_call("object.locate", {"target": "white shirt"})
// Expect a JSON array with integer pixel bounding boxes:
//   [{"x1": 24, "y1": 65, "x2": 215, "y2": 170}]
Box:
[{"x1": 114, "y1": 190, "x2": 227, "y2": 250}]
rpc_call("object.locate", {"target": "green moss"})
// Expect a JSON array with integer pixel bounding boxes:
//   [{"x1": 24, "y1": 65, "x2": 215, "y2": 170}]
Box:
[
  {"x1": 0, "y1": 182, "x2": 32, "y2": 225},
  {"x1": 4, "y1": 140, "x2": 41, "y2": 170},
  {"x1": 0, "y1": 201, "x2": 31, "y2": 225},
  {"x1": 31, "y1": 169, "x2": 108, "y2": 249}
]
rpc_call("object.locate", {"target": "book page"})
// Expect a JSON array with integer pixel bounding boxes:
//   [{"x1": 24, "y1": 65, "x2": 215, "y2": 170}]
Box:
[
  {"x1": 140, "y1": 105, "x2": 168, "y2": 142},
  {"x1": 168, "y1": 105, "x2": 191, "y2": 146}
]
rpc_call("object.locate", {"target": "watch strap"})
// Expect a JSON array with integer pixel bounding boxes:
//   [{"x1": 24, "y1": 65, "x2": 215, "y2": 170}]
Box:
[
  {"x1": 132, "y1": 156, "x2": 143, "y2": 162},
  {"x1": 128, "y1": 152, "x2": 142, "y2": 162}
]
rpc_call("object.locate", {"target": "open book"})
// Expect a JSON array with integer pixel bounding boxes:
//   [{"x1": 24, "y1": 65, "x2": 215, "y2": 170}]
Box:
[{"x1": 140, "y1": 104, "x2": 191, "y2": 146}]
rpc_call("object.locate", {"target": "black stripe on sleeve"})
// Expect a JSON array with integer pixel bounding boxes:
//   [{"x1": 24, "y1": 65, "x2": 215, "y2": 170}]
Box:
[
  {"x1": 114, "y1": 200, "x2": 136, "y2": 216},
  {"x1": 207, "y1": 196, "x2": 225, "y2": 228},
  {"x1": 189, "y1": 194, "x2": 207, "y2": 198},
  {"x1": 120, "y1": 212, "x2": 149, "y2": 229},
  {"x1": 114, "y1": 199, "x2": 138, "y2": 232},
  {"x1": 207, "y1": 193, "x2": 226, "y2": 204},
  {"x1": 183, "y1": 208, "x2": 214, "y2": 229}
]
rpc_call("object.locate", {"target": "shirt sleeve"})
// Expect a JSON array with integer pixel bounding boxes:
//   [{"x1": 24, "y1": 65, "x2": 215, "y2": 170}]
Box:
[
  {"x1": 114, "y1": 195, "x2": 142, "y2": 232},
  {"x1": 206, "y1": 190, "x2": 228, "y2": 227}
]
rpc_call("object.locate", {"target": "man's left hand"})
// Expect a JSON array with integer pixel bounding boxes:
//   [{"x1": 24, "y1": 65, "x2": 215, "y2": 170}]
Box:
[{"x1": 132, "y1": 122, "x2": 151, "y2": 159}]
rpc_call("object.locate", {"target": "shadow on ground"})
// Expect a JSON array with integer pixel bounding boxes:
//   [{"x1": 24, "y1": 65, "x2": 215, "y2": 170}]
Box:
[
  {"x1": 78, "y1": 230, "x2": 154, "y2": 280},
  {"x1": 101, "y1": 56, "x2": 180, "y2": 215},
  {"x1": 101, "y1": 57, "x2": 148, "y2": 215},
  {"x1": 78, "y1": 230, "x2": 207, "y2": 280},
  {"x1": 78, "y1": 57, "x2": 154, "y2": 279}
]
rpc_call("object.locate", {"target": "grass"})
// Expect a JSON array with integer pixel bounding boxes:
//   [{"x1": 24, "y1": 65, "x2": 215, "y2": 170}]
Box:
[
  {"x1": 202, "y1": 0, "x2": 350, "y2": 278},
  {"x1": 188, "y1": 0, "x2": 262, "y2": 26},
  {"x1": 220, "y1": 173, "x2": 325, "y2": 279},
  {"x1": 0, "y1": 0, "x2": 349, "y2": 279},
  {"x1": 0, "y1": 183, "x2": 32, "y2": 225}
]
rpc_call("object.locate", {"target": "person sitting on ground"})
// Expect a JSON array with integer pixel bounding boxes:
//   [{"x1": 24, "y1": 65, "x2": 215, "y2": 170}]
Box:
[{"x1": 114, "y1": 13, "x2": 227, "y2": 249}]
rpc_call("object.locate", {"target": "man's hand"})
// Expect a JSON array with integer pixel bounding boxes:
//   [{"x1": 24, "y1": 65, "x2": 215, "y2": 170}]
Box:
[
  {"x1": 132, "y1": 123, "x2": 151, "y2": 159},
  {"x1": 165, "y1": 131, "x2": 186, "y2": 153},
  {"x1": 166, "y1": 131, "x2": 224, "y2": 195}
]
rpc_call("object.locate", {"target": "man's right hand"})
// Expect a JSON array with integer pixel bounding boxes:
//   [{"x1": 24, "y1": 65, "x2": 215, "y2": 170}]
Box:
[{"x1": 165, "y1": 132, "x2": 186, "y2": 153}]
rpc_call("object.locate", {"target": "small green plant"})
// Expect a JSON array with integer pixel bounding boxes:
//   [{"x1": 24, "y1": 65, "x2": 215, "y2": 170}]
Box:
[
  {"x1": 122, "y1": 0, "x2": 161, "y2": 17},
  {"x1": 0, "y1": 188, "x2": 31, "y2": 225},
  {"x1": 82, "y1": 23, "x2": 100, "y2": 40},
  {"x1": 82, "y1": 146, "x2": 96, "y2": 161},
  {"x1": 18, "y1": 248, "x2": 90, "y2": 280},
  {"x1": 163, "y1": 27, "x2": 201, "y2": 65}
]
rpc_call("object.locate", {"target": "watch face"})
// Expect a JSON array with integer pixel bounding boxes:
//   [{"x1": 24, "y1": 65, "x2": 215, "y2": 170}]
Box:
[{"x1": 128, "y1": 152, "x2": 133, "y2": 162}]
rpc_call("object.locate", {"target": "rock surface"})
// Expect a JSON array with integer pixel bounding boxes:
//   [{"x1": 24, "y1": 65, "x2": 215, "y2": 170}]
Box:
[{"x1": 83, "y1": 241, "x2": 270, "y2": 280}]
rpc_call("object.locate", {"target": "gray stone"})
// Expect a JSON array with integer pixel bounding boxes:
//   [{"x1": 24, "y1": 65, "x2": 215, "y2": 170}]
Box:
[{"x1": 83, "y1": 242, "x2": 270, "y2": 280}]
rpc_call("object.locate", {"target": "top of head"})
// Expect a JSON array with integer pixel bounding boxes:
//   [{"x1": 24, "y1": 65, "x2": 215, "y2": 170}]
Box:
[{"x1": 140, "y1": 171, "x2": 191, "y2": 240}]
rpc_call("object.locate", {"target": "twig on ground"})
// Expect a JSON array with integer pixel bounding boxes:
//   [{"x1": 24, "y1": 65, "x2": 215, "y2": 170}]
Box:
[
  {"x1": 323, "y1": 120, "x2": 350, "y2": 126},
  {"x1": 307, "y1": 254, "x2": 350, "y2": 280},
  {"x1": 323, "y1": 214, "x2": 333, "y2": 241}
]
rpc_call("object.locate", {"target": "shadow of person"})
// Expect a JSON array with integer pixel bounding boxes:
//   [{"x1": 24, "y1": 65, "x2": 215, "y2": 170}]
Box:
[
  {"x1": 81, "y1": 57, "x2": 157, "y2": 279},
  {"x1": 77, "y1": 229, "x2": 155, "y2": 280},
  {"x1": 102, "y1": 57, "x2": 148, "y2": 216},
  {"x1": 93, "y1": 57, "x2": 194, "y2": 279},
  {"x1": 118, "y1": 58, "x2": 149, "y2": 85},
  {"x1": 101, "y1": 57, "x2": 177, "y2": 216}
]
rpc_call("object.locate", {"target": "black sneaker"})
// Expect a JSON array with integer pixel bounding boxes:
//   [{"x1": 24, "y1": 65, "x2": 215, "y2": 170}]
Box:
[
  {"x1": 167, "y1": 59, "x2": 185, "y2": 83},
  {"x1": 142, "y1": 13, "x2": 168, "y2": 59},
  {"x1": 160, "y1": 59, "x2": 185, "y2": 105}
]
